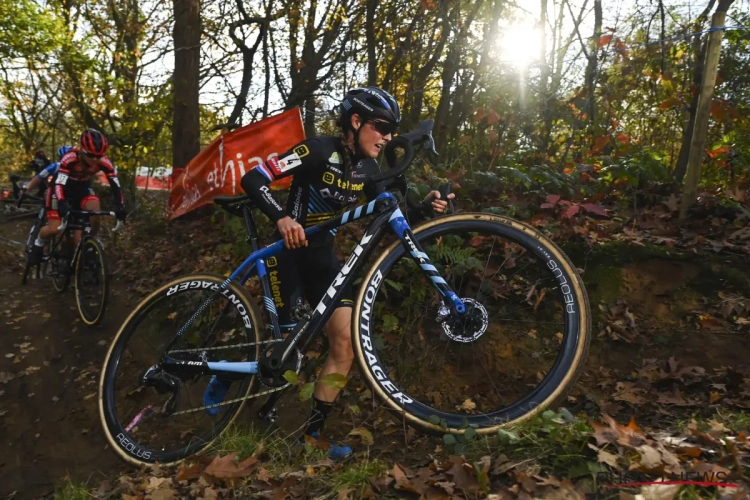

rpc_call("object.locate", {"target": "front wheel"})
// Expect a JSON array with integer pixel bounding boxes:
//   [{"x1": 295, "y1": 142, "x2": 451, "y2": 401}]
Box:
[
  {"x1": 99, "y1": 274, "x2": 264, "y2": 466},
  {"x1": 75, "y1": 237, "x2": 109, "y2": 325},
  {"x1": 352, "y1": 213, "x2": 590, "y2": 434}
]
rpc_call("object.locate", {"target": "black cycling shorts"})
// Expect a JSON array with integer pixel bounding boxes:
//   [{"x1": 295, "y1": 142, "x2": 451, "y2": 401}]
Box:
[
  {"x1": 46, "y1": 180, "x2": 97, "y2": 219},
  {"x1": 266, "y1": 234, "x2": 353, "y2": 331}
]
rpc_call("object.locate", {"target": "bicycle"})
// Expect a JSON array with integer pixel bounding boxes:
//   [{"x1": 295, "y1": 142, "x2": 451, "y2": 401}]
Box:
[
  {"x1": 20, "y1": 192, "x2": 49, "y2": 284},
  {"x1": 25, "y1": 210, "x2": 123, "y2": 326},
  {"x1": 1, "y1": 175, "x2": 44, "y2": 222},
  {"x1": 98, "y1": 119, "x2": 591, "y2": 466}
]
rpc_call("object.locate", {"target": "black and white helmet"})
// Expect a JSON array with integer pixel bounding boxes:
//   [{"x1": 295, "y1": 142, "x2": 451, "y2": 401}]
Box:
[{"x1": 340, "y1": 87, "x2": 401, "y2": 128}]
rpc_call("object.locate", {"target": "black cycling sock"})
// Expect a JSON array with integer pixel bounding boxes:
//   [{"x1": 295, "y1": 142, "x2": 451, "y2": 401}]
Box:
[{"x1": 303, "y1": 396, "x2": 334, "y2": 436}]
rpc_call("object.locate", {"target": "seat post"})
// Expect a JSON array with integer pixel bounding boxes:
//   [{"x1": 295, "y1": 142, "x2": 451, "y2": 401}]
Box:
[{"x1": 242, "y1": 205, "x2": 261, "y2": 252}]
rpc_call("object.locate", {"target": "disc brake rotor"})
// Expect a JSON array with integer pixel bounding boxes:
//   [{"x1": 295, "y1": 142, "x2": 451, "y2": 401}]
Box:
[{"x1": 439, "y1": 298, "x2": 489, "y2": 343}]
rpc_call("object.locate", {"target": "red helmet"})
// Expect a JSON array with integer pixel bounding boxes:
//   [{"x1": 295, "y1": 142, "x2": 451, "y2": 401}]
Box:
[{"x1": 79, "y1": 129, "x2": 108, "y2": 156}]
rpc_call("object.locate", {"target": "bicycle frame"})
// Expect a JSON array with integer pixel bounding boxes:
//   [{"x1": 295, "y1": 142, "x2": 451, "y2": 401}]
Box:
[{"x1": 161, "y1": 191, "x2": 466, "y2": 379}]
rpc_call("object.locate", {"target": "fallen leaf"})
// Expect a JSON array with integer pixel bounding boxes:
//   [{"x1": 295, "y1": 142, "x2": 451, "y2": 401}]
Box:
[
  {"x1": 636, "y1": 445, "x2": 663, "y2": 470},
  {"x1": 347, "y1": 427, "x2": 373, "y2": 445},
  {"x1": 588, "y1": 443, "x2": 620, "y2": 469},
  {"x1": 175, "y1": 462, "x2": 202, "y2": 481},
  {"x1": 446, "y1": 456, "x2": 481, "y2": 495},
  {"x1": 337, "y1": 488, "x2": 353, "y2": 500},
  {"x1": 392, "y1": 464, "x2": 420, "y2": 494},
  {"x1": 699, "y1": 316, "x2": 724, "y2": 330},
  {"x1": 593, "y1": 414, "x2": 649, "y2": 448},
  {"x1": 456, "y1": 398, "x2": 477, "y2": 412},
  {"x1": 204, "y1": 453, "x2": 258, "y2": 479},
  {"x1": 662, "y1": 194, "x2": 679, "y2": 212},
  {"x1": 640, "y1": 482, "x2": 681, "y2": 500},
  {"x1": 149, "y1": 488, "x2": 176, "y2": 500}
]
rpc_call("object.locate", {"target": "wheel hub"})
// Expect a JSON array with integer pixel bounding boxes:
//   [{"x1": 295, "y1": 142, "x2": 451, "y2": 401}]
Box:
[{"x1": 440, "y1": 298, "x2": 488, "y2": 343}]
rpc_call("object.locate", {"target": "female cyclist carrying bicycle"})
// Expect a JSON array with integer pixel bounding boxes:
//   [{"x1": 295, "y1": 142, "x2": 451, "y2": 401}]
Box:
[{"x1": 204, "y1": 87, "x2": 456, "y2": 458}]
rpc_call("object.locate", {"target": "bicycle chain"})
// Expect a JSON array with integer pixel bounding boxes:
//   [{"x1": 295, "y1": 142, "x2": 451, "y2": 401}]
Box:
[
  {"x1": 166, "y1": 337, "x2": 282, "y2": 354},
  {"x1": 170, "y1": 383, "x2": 288, "y2": 416},
  {"x1": 165, "y1": 338, "x2": 290, "y2": 416}
]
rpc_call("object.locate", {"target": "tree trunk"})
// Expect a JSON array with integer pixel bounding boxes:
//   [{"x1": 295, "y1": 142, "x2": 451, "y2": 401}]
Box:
[
  {"x1": 538, "y1": 0, "x2": 551, "y2": 152},
  {"x1": 172, "y1": 0, "x2": 201, "y2": 170},
  {"x1": 679, "y1": 0, "x2": 734, "y2": 219},
  {"x1": 434, "y1": 0, "x2": 484, "y2": 150},
  {"x1": 366, "y1": 0, "x2": 377, "y2": 85},
  {"x1": 585, "y1": 0, "x2": 602, "y2": 131},
  {"x1": 673, "y1": 0, "x2": 717, "y2": 182}
]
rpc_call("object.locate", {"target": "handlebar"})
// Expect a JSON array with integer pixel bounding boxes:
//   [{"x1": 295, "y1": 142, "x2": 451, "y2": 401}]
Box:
[
  {"x1": 367, "y1": 119, "x2": 437, "y2": 186},
  {"x1": 59, "y1": 210, "x2": 124, "y2": 233}
]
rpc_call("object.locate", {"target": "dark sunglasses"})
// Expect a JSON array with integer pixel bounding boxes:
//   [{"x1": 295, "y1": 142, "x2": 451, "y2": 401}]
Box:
[
  {"x1": 368, "y1": 120, "x2": 397, "y2": 136},
  {"x1": 83, "y1": 151, "x2": 102, "y2": 159}
]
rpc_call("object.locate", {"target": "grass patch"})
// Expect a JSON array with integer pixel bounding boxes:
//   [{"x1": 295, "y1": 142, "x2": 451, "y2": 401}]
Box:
[
  {"x1": 54, "y1": 479, "x2": 90, "y2": 500},
  {"x1": 210, "y1": 423, "x2": 334, "y2": 473},
  {"x1": 466, "y1": 409, "x2": 599, "y2": 479},
  {"x1": 211, "y1": 423, "x2": 294, "y2": 466},
  {"x1": 328, "y1": 459, "x2": 387, "y2": 494},
  {"x1": 676, "y1": 409, "x2": 750, "y2": 435}
]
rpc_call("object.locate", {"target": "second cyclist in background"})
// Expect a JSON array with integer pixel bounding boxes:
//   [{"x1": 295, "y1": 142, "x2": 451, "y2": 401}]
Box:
[
  {"x1": 29, "y1": 130, "x2": 126, "y2": 264},
  {"x1": 18, "y1": 145, "x2": 73, "y2": 204}
]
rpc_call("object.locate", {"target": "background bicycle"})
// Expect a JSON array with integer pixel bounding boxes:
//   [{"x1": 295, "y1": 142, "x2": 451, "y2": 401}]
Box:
[
  {"x1": 24, "y1": 209, "x2": 123, "y2": 325},
  {"x1": 0, "y1": 175, "x2": 43, "y2": 223}
]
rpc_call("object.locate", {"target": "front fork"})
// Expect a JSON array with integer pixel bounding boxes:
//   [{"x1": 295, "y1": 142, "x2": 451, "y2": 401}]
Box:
[{"x1": 388, "y1": 208, "x2": 466, "y2": 316}]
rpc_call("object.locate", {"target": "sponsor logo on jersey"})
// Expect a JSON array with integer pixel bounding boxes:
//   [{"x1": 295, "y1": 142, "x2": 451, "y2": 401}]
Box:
[
  {"x1": 328, "y1": 152, "x2": 341, "y2": 164},
  {"x1": 266, "y1": 256, "x2": 277, "y2": 267},
  {"x1": 294, "y1": 145, "x2": 310, "y2": 158},
  {"x1": 322, "y1": 172, "x2": 335, "y2": 185}
]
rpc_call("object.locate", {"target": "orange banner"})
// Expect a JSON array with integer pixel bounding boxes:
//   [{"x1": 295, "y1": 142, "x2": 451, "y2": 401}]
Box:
[{"x1": 168, "y1": 108, "x2": 305, "y2": 219}]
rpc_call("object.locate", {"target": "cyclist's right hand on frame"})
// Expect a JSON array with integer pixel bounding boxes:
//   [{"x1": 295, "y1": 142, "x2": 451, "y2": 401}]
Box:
[{"x1": 277, "y1": 216, "x2": 307, "y2": 249}]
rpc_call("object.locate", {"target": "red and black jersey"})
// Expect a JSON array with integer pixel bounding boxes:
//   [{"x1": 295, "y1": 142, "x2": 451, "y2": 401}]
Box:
[{"x1": 54, "y1": 149, "x2": 123, "y2": 206}]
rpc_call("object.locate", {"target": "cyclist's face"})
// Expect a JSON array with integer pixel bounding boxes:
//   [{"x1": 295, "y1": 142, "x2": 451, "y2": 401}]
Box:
[
  {"x1": 352, "y1": 114, "x2": 393, "y2": 158},
  {"x1": 80, "y1": 151, "x2": 101, "y2": 167}
]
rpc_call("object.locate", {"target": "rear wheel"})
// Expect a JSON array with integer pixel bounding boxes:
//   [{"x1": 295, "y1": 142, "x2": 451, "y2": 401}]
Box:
[
  {"x1": 48, "y1": 234, "x2": 71, "y2": 292},
  {"x1": 21, "y1": 210, "x2": 45, "y2": 285},
  {"x1": 99, "y1": 274, "x2": 265, "y2": 466},
  {"x1": 352, "y1": 213, "x2": 590, "y2": 434}
]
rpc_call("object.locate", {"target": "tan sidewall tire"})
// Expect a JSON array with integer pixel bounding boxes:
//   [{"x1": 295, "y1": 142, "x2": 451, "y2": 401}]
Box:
[
  {"x1": 98, "y1": 274, "x2": 262, "y2": 466},
  {"x1": 351, "y1": 213, "x2": 590, "y2": 435}
]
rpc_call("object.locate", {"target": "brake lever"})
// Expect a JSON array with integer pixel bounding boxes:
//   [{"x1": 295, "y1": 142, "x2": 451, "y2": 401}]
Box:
[{"x1": 425, "y1": 129, "x2": 438, "y2": 156}]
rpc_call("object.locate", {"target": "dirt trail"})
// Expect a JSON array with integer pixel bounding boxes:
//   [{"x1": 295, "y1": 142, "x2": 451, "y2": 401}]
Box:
[{"x1": 0, "y1": 219, "x2": 136, "y2": 499}]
